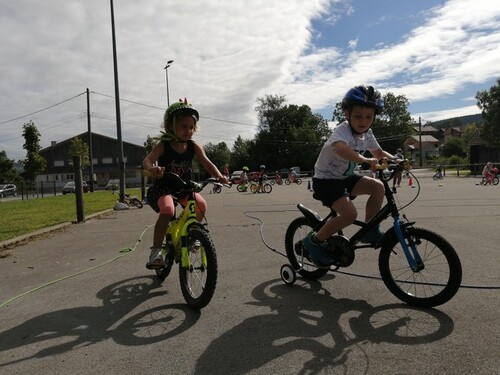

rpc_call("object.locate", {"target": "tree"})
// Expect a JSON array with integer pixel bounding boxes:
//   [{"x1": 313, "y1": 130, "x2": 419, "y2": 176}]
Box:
[
  {"x1": 21, "y1": 120, "x2": 46, "y2": 181},
  {"x1": 462, "y1": 124, "x2": 479, "y2": 159},
  {"x1": 476, "y1": 78, "x2": 500, "y2": 147},
  {"x1": 204, "y1": 142, "x2": 231, "y2": 173},
  {"x1": 331, "y1": 92, "x2": 414, "y2": 154},
  {"x1": 441, "y1": 137, "x2": 466, "y2": 158},
  {"x1": 68, "y1": 137, "x2": 90, "y2": 167},
  {"x1": 254, "y1": 95, "x2": 331, "y2": 171},
  {"x1": 144, "y1": 135, "x2": 156, "y2": 155},
  {"x1": 230, "y1": 136, "x2": 253, "y2": 170},
  {"x1": 0, "y1": 150, "x2": 19, "y2": 183}
]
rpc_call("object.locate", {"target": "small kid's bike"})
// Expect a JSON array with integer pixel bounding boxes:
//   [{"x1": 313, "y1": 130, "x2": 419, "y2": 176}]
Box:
[
  {"x1": 113, "y1": 191, "x2": 143, "y2": 208},
  {"x1": 480, "y1": 167, "x2": 499, "y2": 185},
  {"x1": 285, "y1": 176, "x2": 302, "y2": 185},
  {"x1": 251, "y1": 181, "x2": 273, "y2": 194},
  {"x1": 282, "y1": 160, "x2": 462, "y2": 308},
  {"x1": 144, "y1": 172, "x2": 218, "y2": 309}
]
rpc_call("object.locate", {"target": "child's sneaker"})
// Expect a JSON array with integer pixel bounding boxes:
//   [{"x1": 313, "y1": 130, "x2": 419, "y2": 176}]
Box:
[
  {"x1": 360, "y1": 226, "x2": 384, "y2": 245},
  {"x1": 302, "y1": 233, "x2": 334, "y2": 269},
  {"x1": 146, "y1": 248, "x2": 165, "y2": 269}
]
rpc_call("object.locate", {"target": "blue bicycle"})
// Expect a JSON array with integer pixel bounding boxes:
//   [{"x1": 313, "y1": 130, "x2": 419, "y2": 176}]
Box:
[{"x1": 283, "y1": 160, "x2": 462, "y2": 308}]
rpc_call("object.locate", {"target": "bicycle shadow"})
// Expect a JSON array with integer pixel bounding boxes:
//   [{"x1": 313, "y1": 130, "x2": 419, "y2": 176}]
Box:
[
  {"x1": 194, "y1": 278, "x2": 455, "y2": 374},
  {"x1": 0, "y1": 276, "x2": 200, "y2": 367}
]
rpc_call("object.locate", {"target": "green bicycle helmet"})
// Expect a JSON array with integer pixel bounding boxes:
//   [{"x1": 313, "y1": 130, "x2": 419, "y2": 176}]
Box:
[{"x1": 164, "y1": 98, "x2": 199, "y2": 125}]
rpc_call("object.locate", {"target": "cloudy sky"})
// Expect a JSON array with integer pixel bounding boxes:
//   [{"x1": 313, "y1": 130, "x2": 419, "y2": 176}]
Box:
[{"x1": 1, "y1": 0, "x2": 500, "y2": 160}]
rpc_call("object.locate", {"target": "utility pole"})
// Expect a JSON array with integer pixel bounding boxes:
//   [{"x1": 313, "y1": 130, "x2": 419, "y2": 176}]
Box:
[
  {"x1": 110, "y1": 0, "x2": 126, "y2": 202},
  {"x1": 419, "y1": 117, "x2": 423, "y2": 168},
  {"x1": 86, "y1": 88, "x2": 94, "y2": 192}
]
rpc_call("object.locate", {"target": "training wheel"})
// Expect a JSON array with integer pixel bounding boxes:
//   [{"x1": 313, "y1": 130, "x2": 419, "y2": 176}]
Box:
[{"x1": 280, "y1": 264, "x2": 296, "y2": 285}]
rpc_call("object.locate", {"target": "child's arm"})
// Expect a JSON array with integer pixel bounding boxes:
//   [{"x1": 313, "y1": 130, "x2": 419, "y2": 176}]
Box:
[
  {"x1": 193, "y1": 142, "x2": 227, "y2": 182},
  {"x1": 335, "y1": 141, "x2": 379, "y2": 168},
  {"x1": 143, "y1": 142, "x2": 165, "y2": 177}
]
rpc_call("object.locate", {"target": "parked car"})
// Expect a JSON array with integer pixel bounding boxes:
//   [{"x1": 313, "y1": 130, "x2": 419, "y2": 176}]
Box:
[
  {"x1": 105, "y1": 179, "x2": 120, "y2": 190},
  {"x1": 230, "y1": 171, "x2": 243, "y2": 184},
  {"x1": 0, "y1": 184, "x2": 17, "y2": 198},
  {"x1": 62, "y1": 181, "x2": 88, "y2": 195}
]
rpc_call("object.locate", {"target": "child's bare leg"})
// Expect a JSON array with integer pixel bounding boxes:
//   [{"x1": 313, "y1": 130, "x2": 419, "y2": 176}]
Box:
[
  {"x1": 314, "y1": 198, "x2": 357, "y2": 242},
  {"x1": 351, "y1": 177, "x2": 384, "y2": 222},
  {"x1": 153, "y1": 214, "x2": 171, "y2": 248}
]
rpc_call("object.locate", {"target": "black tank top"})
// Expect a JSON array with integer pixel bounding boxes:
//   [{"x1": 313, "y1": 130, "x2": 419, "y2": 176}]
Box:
[{"x1": 156, "y1": 140, "x2": 195, "y2": 183}]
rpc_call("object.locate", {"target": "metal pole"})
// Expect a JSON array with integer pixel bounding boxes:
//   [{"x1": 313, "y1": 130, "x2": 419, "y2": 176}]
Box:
[
  {"x1": 419, "y1": 117, "x2": 423, "y2": 168},
  {"x1": 110, "y1": 0, "x2": 126, "y2": 202},
  {"x1": 164, "y1": 60, "x2": 174, "y2": 106},
  {"x1": 86, "y1": 88, "x2": 95, "y2": 192}
]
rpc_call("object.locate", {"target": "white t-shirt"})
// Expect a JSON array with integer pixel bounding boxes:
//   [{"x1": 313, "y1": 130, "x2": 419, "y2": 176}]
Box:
[{"x1": 314, "y1": 121, "x2": 381, "y2": 179}]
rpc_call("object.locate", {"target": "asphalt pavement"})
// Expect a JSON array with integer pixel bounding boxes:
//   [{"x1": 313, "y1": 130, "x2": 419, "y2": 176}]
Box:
[{"x1": 0, "y1": 170, "x2": 499, "y2": 375}]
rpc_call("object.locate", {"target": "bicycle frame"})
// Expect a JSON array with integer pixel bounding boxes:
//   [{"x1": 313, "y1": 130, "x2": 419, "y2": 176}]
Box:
[
  {"x1": 163, "y1": 192, "x2": 207, "y2": 269},
  {"x1": 304, "y1": 163, "x2": 423, "y2": 270}
]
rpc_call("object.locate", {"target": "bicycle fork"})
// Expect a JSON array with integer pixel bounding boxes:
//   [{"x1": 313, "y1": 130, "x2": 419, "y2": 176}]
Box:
[{"x1": 392, "y1": 215, "x2": 424, "y2": 272}]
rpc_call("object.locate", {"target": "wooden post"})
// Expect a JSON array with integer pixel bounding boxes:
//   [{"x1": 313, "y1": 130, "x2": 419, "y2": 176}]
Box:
[{"x1": 73, "y1": 156, "x2": 85, "y2": 223}]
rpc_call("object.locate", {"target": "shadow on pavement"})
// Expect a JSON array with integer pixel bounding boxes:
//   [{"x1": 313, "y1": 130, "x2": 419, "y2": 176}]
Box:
[
  {"x1": 0, "y1": 276, "x2": 200, "y2": 367},
  {"x1": 194, "y1": 278, "x2": 454, "y2": 374}
]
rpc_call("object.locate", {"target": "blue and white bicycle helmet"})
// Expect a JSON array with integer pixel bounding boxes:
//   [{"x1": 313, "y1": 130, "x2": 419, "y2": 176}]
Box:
[{"x1": 341, "y1": 85, "x2": 384, "y2": 115}]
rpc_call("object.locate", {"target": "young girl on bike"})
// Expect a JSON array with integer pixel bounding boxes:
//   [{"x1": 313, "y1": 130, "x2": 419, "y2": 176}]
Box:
[
  {"x1": 143, "y1": 98, "x2": 227, "y2": 269},
  {"x1": 482, "y1": 162, "x2": 497, "y2": 185},
  {"x1": 302, "y1": 85, "x2": 397, "y2": 268}
]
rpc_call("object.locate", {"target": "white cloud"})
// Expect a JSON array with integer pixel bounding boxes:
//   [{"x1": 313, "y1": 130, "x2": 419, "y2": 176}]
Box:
[{"x1": 0, "y1": 0, "x2": 499, "y2": 162}]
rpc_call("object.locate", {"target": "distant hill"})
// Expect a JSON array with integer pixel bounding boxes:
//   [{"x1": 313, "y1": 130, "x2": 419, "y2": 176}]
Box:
[{"x1": 430, "y1": 113, "x2": 484, "y2": 129}]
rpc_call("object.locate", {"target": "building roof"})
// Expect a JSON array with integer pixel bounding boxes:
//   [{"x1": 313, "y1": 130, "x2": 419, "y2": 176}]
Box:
[
  {"x1": 42, "y1": 131, "x2": 143, "y2": 152},
  {"x1": 405, "y1": 135, "x2": 440, "y2": 144}
]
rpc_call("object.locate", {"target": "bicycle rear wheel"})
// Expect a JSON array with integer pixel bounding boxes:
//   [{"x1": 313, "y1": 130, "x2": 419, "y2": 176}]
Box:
[
  {"x1": 284, "y1": 217, "x2": 329, "y2": 280},
  {"x1": 131, "y1": 198, "x2": 144, "y2": 208},
  {"x1": 378, "y1": 227, "x2": 462, "y2": 308},
  {"x1": 179, "y1": 226, "x2": 218, "y2": 309}
]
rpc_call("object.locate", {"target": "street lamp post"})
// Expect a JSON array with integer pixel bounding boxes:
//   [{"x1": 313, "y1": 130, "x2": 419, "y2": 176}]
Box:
[{"x1": 164, "y1": 60, "x2": 174, "y2": 106}]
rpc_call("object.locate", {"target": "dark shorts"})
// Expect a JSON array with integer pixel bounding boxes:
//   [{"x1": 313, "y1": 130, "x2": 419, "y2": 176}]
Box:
[
  {"x1": 312, "y1": 175, "x2": 363, "y2": 207},
  {"x1": 147, "y1": 184, "x2": 184, "y2": 213}
]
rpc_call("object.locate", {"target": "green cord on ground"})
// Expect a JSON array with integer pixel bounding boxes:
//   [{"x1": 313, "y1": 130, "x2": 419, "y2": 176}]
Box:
[{"x1": 0, "y1": 225, "x2": 153, "y2": 309}]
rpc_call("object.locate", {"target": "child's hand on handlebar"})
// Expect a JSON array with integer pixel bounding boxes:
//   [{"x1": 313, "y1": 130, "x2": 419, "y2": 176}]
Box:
[
  {"x1": 148, "y1": 166, "x2": 165, "y2": 178},
  {"x1": 218, "y1": 176, "x2": 230, "y2": 185}
]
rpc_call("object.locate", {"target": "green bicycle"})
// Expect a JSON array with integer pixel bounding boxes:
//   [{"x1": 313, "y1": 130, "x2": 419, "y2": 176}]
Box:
[{"x1": 146, "y1": 172, "x2": 218, "y2": 309}]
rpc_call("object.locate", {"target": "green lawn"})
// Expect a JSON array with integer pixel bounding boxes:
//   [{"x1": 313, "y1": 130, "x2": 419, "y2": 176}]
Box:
[{"x1": 0, "y1": 189, "x2": 142, "y2": 243}]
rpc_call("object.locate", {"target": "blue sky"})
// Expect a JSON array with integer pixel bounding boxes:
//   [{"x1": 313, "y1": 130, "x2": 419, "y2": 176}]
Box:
[{"x1": 1, "y1": 0, "x2": 499, "y2": 160}]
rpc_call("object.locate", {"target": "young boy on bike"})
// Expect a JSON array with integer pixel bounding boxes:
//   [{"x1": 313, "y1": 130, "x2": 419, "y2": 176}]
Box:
[
  {"x1": 143, "y1": 98, "x2": 227, "y2": 269},
  {"x1": 303, "y1": 85, "x2": 397, "y2": 268}
]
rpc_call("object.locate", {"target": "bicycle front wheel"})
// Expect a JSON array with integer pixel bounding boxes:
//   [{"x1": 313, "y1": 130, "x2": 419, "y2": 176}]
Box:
[
  {"x1": 378, "y1": 227, "x2": 462, "y2": 308},
  {"x1": 179, "y1": 226, "x2": 218, "y2": 309},
  {"x1": 285, "y1": 217, "x2": 329, "y2": 280},
  {"x1": 263, "y1": 183, "x2": 272, "y2": 193}
]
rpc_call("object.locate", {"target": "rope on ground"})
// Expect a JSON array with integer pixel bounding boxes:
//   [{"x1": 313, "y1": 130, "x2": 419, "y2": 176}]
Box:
[{"x1": 0, "y1": 224, "x2": 154, "y2": 309}]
